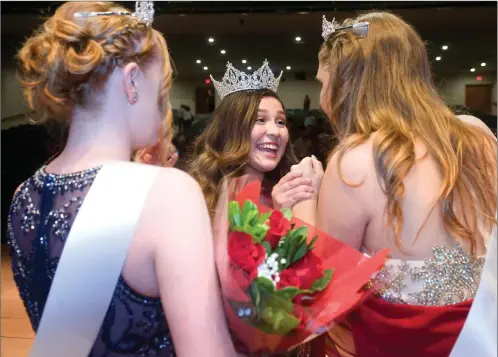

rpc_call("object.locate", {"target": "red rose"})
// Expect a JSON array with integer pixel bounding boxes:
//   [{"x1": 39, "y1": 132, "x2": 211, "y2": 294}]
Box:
[
  {"x1": 277, "y1": 269, "x2": 301, "y2": 290},
  {"x1": 287, "y1": 251, "x2": 324, "y2": 290},
  {"x1": 266, "y1": 210, "x2": 291, "y2": 249},
  {"x1": 230, "y1": 262, "x2": 256, "y2": 289},
  {"x1": 228, "y1": 231, "x2": 266, "y2": 273}
]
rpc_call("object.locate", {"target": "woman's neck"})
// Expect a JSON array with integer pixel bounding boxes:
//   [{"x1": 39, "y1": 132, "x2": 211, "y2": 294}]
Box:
[{"x1": 47, "y1": 110, "x2": 133, "y2": 174}]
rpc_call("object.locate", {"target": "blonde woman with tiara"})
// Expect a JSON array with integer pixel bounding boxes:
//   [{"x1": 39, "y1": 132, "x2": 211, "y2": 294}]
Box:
[
  {"x1": 294, "y1": 11, "x2": 496, "y2": 357},
  {"x1": 7, "y1": 2, "x2": 240, "y2": 356}
]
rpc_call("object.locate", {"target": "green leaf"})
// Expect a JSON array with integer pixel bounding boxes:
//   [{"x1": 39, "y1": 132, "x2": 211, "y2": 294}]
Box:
[
  {"x1": 254, "y1": 277, "x2": 275, "y2": 295},
  {"x1": 274, "y1": 287, "x2": 302, "y2": 301},
  {"x1": 291, "y1": 226, "x2": 309, "y2": 240},
  {"x1": 307, "y1": 235, "x2": 319, "y2": 250},
  {"x1": 258, "y1": 294, "x2": 300, "y2": 335},
  {"x1": 228, "y1": 201, "x2": 242, "y2": 229},
  {"x1": 261, "y1": 241, "x2": 272, "y2": 256},
  {"x1": 249, "y1": 281, "x2": 261, "y2": 306},
  {"x1": 291, "y1": 242, "x2": 309, "y2": 264},
  {"x1": 250, "y1": 224, "x2": 270, "y2": 243},
  {"x1": 257, "y1": 212, "x2": 271, "y2": 225},
  {"x1": 310, "y1": 269, "x2": 334, "y2": 292},
  {"x1": 241, "y1": 200, "x2": 258, "y2": 227},
  {"x1": 281, "y1": 208, "x2": 293, "y2": 221}
]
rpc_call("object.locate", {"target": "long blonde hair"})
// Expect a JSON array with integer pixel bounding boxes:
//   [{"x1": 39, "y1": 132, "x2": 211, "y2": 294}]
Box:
[{"x1": 319, "y1": 11, "x2": 496, "y2": 253}]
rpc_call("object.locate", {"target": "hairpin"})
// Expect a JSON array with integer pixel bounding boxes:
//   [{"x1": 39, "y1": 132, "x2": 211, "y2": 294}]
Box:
[
  {"x1": 322, "y1": 15, "x2": 370, "y2": 41},
  {"x1": 74, "y1": 1, "x2": 155, "y2": 26}
]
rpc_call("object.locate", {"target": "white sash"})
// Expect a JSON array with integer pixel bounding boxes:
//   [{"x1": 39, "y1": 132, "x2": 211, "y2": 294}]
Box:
[
  {"x1": 29, "y1": 161, "x2": 160, "y2": 357},
  {"x1": 450, "y1": 224, "x2": 497, "y2": 357}
]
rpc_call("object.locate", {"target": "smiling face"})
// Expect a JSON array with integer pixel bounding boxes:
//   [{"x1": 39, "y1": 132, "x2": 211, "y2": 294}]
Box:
[{"x1": 247, "y1": 96, "x2": 289, "y2": 174}]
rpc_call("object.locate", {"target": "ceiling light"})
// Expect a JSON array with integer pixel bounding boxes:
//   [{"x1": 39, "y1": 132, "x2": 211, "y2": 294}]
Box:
[
  {"x1": 242, "y1": 59, "x2": 247, "y2": 64},
  {"x1": 481, "y1": 62, "x2": 486, "y2": 67},
  {"x1": 470, "y1": 68, "x2": 476, "y2": 72},
  {"x1": 247, "y1": 66, "x2": 252, "y2": 70},
  {"x1": 203, "y1": 66, "x2": 208, "y2": 70},
  {"x1": 196, "y1": 59, "x2": 201, "y2": 64},
  {"x1": 435, "y1": 56, "x2": 441, "y2": 61},
  {"x1": 442, "y1": 45, "x2": 448, "y2": 50},
  {"x1": 286, "y1": 66, "x2": 291, "y2": 70},
  {"x1": 208, "y1": 37, "x2": 214, "y2": 43},
  {"x1": 220, "y1": 49, "x2": 226, "y2": 54},
  {"x1": 295, "y1": 36, "x2": 302, "y2": 42}
]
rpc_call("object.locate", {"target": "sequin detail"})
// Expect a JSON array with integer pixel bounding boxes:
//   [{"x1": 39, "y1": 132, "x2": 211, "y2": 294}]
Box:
[
  {"x1": 7, "y1": 166, "x2": 175, "y2": 356},
  {"x1": 372, "y1": 244, "x2": 485, "y2": 306}
]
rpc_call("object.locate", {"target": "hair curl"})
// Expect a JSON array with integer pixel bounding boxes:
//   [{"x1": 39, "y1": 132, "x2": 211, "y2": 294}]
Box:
[
  {"x1": 187, "y1": 89, "x2": 298, "y2": 219},
  {"x1": 319, "y1": 11, "x2": 496, "y2": 254},
  {"x1": 17, "y1": 1, "x2": 173, "y2": 125}
]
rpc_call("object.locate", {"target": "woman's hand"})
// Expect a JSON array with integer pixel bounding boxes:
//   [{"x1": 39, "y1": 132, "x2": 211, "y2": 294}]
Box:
[
  {"x1": 291, "y1": 155, "x2": 324, "y2": 199},
  {"x1": 134, "y1": 143, "x2": 179, "y2": 167},
  {"x1": 272, "y1": 171, "x2": 314, "y2": 210}
]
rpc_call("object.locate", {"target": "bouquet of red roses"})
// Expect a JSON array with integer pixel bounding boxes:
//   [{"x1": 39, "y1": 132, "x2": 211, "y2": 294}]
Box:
[{"x1": 215, "y1": 181, "x2": 390, "y2": 355}]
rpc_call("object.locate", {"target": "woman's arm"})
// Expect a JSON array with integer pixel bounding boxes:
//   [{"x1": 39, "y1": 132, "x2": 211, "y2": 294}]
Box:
[
  {"x1": 149, "y1": 169, "x2": 238, "y2": 357},
  {"x1": 291, "y1": 156, "x2": 323, "y2": 225}
]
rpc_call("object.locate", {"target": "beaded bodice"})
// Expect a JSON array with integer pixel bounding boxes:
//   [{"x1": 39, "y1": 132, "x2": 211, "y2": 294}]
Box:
[
  {"x1": 369, "y1": 244, "x2": 485, "y2": 306},
  {"x1": 7, "y1": 166, "x2": 175, "y2": 357}
]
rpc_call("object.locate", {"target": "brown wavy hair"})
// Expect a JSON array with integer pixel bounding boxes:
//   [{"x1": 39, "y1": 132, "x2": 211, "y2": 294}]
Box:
[
  {"x1": 17, "y1": 1, "x2": 173, "y2": 137},
  {"x1": 187, "y1": 89, "x2": 298, "y2": 219},
  {"x1": 319, "y1": 11, "x2": 496, "y2": 253}
]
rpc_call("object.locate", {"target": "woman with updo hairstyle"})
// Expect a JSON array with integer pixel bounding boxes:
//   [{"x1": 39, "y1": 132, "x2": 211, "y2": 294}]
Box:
[
  {"x1": 8, "y1": 2, "x2": 239, "y2": 356},
  {"x1": 296, "y1": 11, "x2": 497, "y2": 357}
]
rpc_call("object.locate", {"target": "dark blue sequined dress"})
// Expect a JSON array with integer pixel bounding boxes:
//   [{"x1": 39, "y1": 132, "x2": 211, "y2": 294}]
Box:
[{"x1": 7, "y1": 166, "x2": 176, "y2": 357}]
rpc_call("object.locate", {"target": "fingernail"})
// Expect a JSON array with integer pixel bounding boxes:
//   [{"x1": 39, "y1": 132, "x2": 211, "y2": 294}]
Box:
[{"x1": 312, "y1": 155, "x2": 317, "y2": 160}]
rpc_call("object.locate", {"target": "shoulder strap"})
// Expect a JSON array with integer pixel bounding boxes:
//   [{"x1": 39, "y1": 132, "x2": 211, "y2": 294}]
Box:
[
  {"x1": 29, "y1": 161, "x2": 160, "y2": 357},
  {"x1": 450, "y1": 223, "x2": 497, "y2": 357}
]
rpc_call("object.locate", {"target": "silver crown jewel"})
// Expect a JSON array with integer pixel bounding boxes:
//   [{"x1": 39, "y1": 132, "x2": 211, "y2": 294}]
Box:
[
  {"x1": 210, "y1": 60, "x2": 283, "y2": 100},
  {"x1": 74, "y1": 1, "x2": 155, "y2": 26},
  {"x1": 322, "y1": 15, "x2": 370, "y2": 41},
  {"x1": 322, "y1": 16, "x2": 340, "y2": 41}
]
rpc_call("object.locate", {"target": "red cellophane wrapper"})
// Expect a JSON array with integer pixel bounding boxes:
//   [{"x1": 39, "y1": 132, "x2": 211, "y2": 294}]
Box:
[{"x1": 215, "y1": 181, "x2": 390, "y2": 355}]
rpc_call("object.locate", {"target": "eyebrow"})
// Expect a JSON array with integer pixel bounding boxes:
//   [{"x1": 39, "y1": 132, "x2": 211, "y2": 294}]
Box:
[{"x1": 258, "y1": 109, "x2": 286, "y2": 115}]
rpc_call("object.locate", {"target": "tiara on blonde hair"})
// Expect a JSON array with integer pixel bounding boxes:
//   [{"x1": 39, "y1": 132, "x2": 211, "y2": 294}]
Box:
[
  {"x1": 322, "y1": 15, "x2": 370, "y2": 41},
  {"x1": 74, "y1": 1, "x2": 155, "y2": 26},
  {"x1": 210, "y1": 60, "x2": 282, "y2": 100}
]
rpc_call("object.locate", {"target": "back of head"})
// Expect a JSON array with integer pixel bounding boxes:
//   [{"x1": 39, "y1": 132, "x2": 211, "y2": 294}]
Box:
[
  {"x1": 187, "y1": 89, "x2": 297, "y2": 218},
  {"x1": 17, "y1": 1, "x2": 173, "y2": 126},
  {"x1": 319, "y1": 11, "x2": 496, "y2": 252}
]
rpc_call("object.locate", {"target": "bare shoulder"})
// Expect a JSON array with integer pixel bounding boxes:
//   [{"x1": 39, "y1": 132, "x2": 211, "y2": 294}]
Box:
[
  {"x1": 457, "y1": 114, "x2": 496, "y2": 139},
  {"x1": 327, "y1": 138, "x2": 375, "y2": 186}
]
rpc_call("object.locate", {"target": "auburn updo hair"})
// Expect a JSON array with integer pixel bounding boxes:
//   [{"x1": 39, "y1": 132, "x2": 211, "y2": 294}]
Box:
[{"x1": 17, "y1": 1, "x2": 173, "y2": 124}]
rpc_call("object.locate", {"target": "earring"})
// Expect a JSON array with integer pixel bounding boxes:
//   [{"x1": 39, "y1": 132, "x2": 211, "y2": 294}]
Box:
[{"x1": 133, "y1": 93, "x2": 138, "y2": 102}]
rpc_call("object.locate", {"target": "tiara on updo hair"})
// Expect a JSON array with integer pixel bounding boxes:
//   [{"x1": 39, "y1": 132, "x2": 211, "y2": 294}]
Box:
[
  {"x1": 74, "y1": 1, "x2": 155, "y2": 26},
  {"x1": 321, "y1": 15, "x2": 370, "y2": 41}
]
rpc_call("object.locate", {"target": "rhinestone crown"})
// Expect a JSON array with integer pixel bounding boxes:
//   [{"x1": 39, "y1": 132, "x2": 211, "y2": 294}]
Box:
[{"x1": 210, "y1": 60, "x2": 283, "y2": 100}]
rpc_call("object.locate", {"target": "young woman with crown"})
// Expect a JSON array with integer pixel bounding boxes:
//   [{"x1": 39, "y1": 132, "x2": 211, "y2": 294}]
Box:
[
  {"x1": 187, "y1": 60, "x2": 323, "y2": 221},
  {"x1": 294, "y1": 11, "x2": 497, "y2": 357},
  {"x1": 7, "y1": 2, "x2": 242, "y2": 356}
]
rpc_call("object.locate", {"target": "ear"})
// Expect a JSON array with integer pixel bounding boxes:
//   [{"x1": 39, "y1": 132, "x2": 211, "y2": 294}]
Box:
[{"x1": 122, "y1": 62, "x2": 140, "y2": 104}]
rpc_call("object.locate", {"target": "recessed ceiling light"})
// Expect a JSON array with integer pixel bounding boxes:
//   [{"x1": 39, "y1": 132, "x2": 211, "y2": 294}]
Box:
[
  {"x1": 208, "y1": 37, "x2": 214, "y2": 43},
  {"x1": 481, "y1": 62, "x2": 486, "y2": 67},
  {"x1": 435, "y1": 56, "x2": 441, "y2": 61},
  {"x1": 247, "y1": 66, "x2": 252, "y2": 70},
  {"x1": 242, "y1": 59, "x2": 247, "y2": 64},
  {"x1": 220, "y1": 49, "x2": 226, "y2": 54},
  {"x1": 286, "y1": 66, "x2": 291, "y2": 70},
  {"x1": 196, "y1": 59, "x2": 201, "y2": 64},
  {"x1": 203, "y1": 66, "x2": 208, "y2": 70},
  {"x1": 295, "y1": 36, "x2": 302, "y2": 42},
  {"x1": 442, "y1": 45, "x2": 448, "y2": 50},
  {"x1": 470, "y1": 68, "x2": 476, "y2": 72}
]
